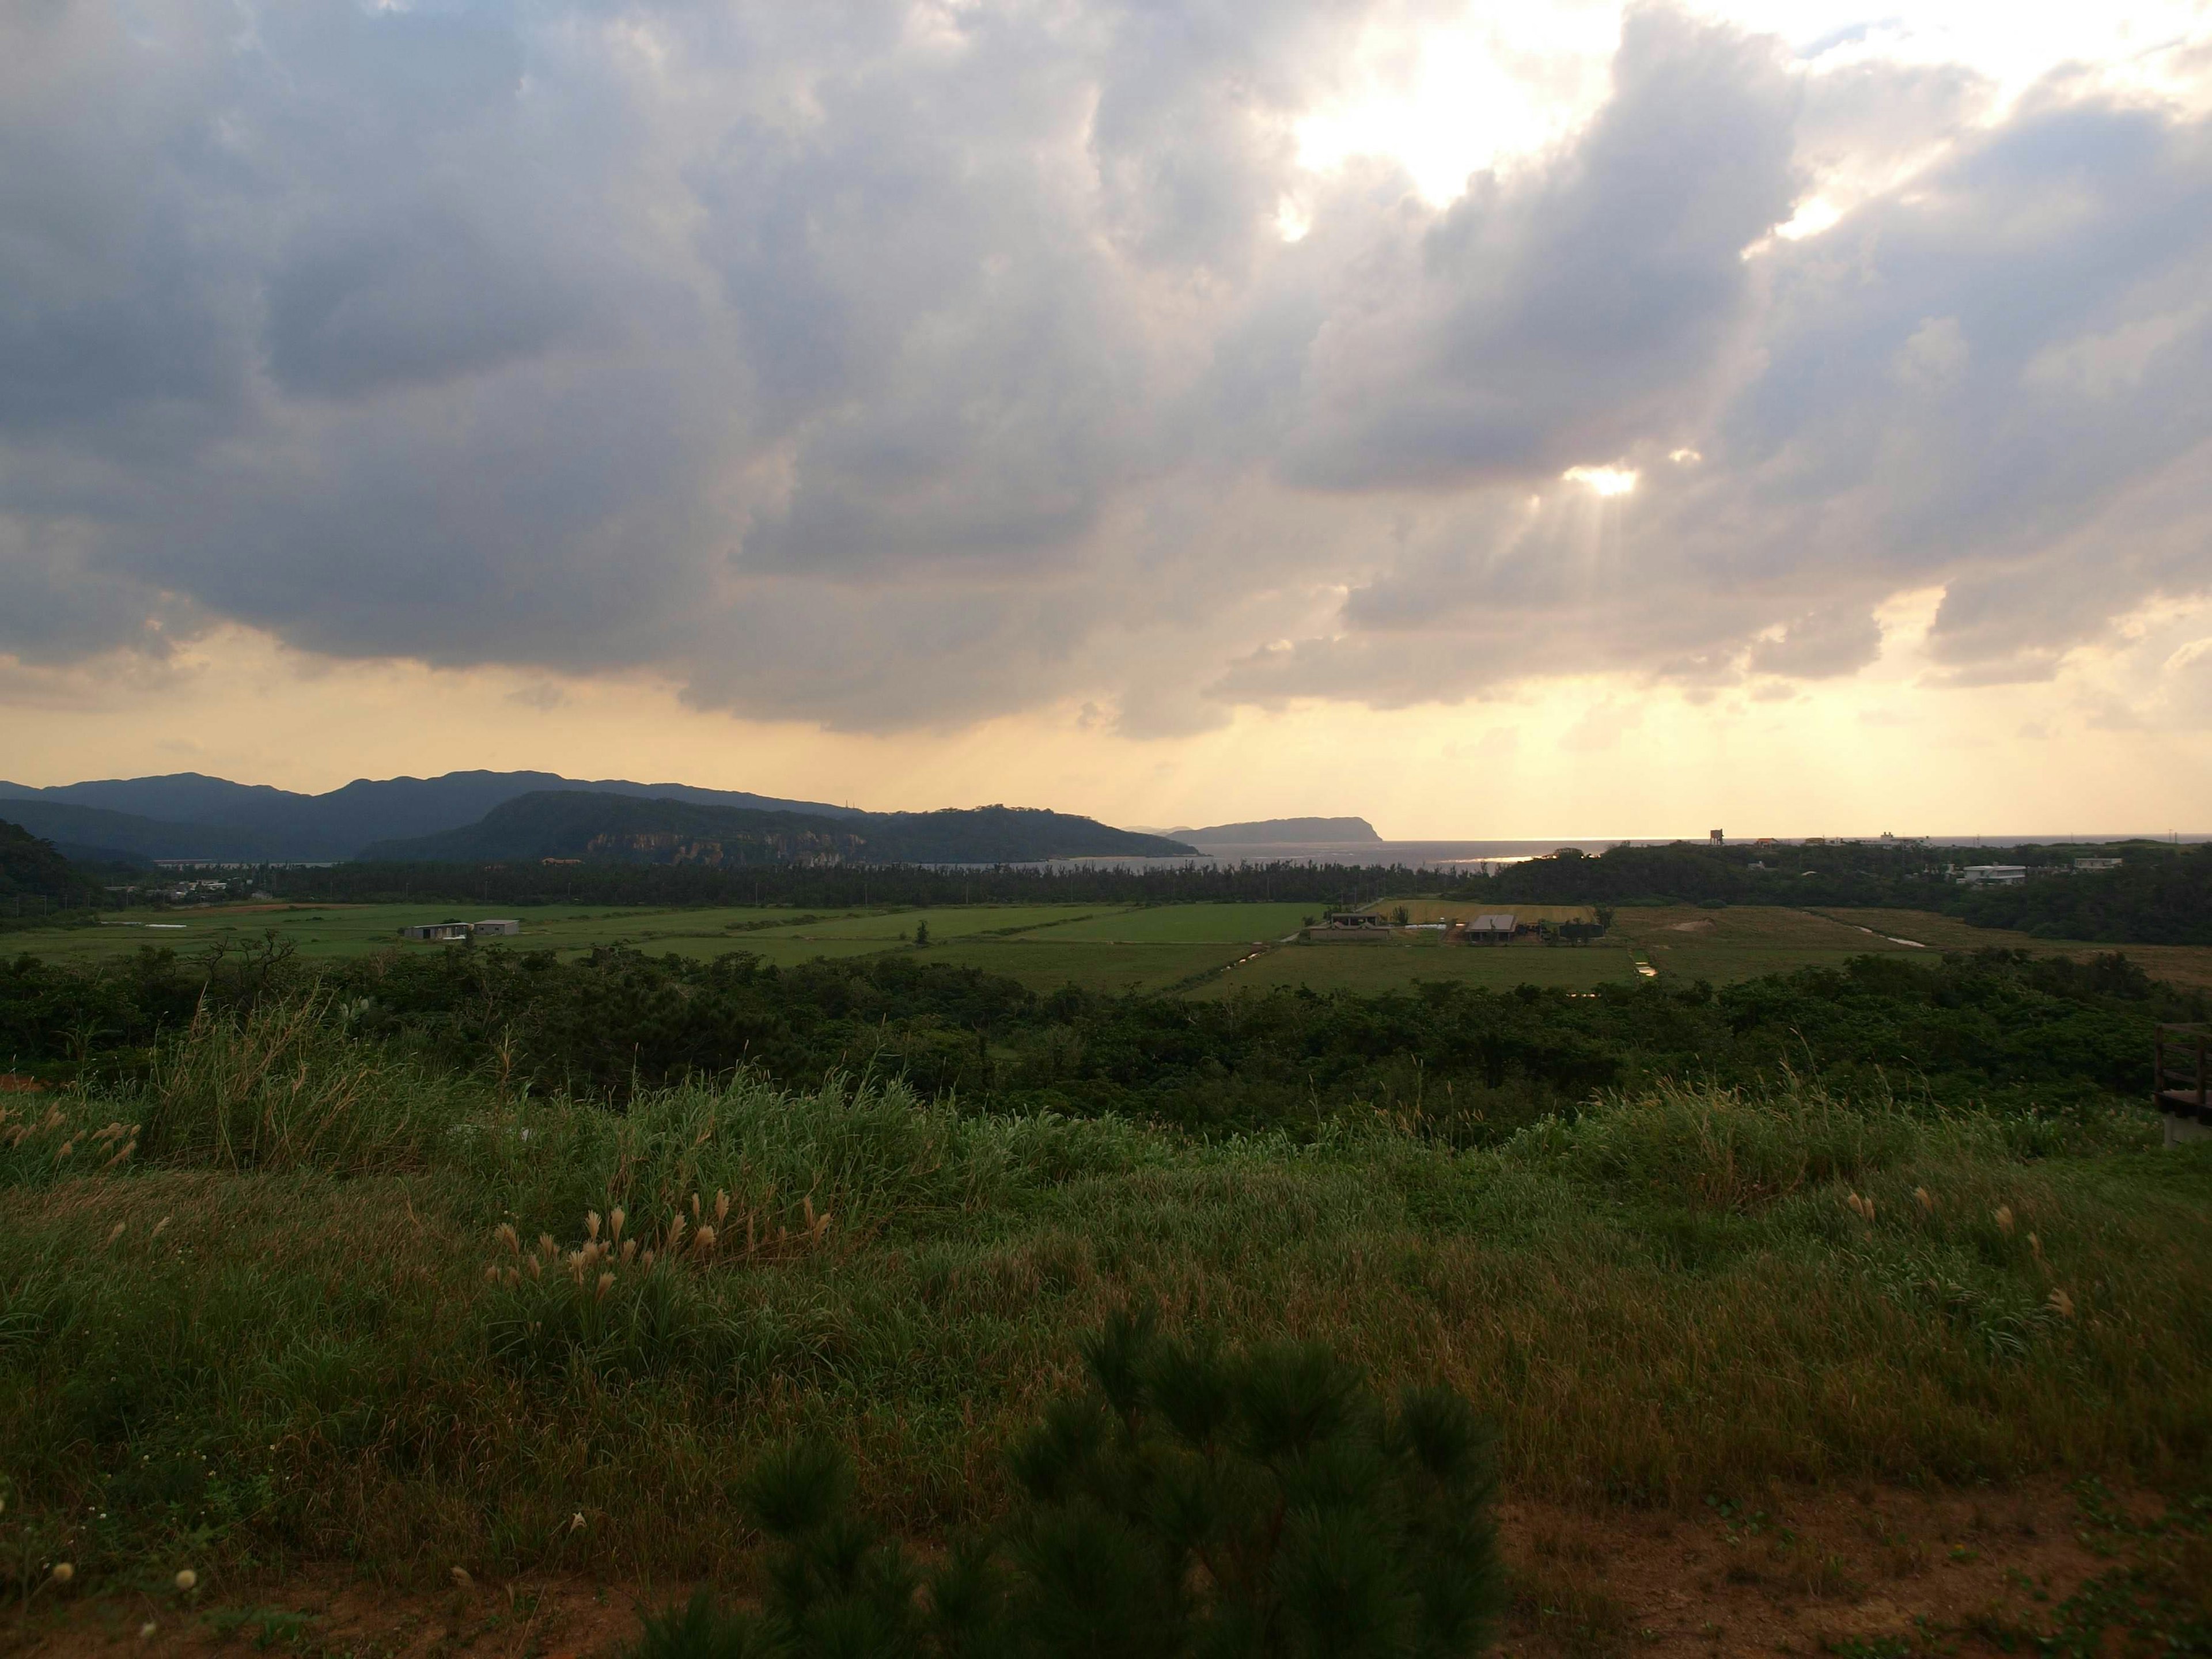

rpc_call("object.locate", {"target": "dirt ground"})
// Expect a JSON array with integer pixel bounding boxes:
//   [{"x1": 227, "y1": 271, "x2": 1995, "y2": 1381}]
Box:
[{"x1": 9, "y1": 1479, "x2": 2195, "y2": 1659}]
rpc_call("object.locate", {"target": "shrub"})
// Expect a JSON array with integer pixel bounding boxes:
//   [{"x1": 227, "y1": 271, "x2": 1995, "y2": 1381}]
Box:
[{"x1": 630, "y1": 1311, "x2": 1503, "y2": 1657}]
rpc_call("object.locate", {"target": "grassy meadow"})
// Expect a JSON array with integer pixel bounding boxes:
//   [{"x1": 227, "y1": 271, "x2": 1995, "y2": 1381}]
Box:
[{"x1": 3, "y1": 995, "x2": 2209, "y2": 1612}]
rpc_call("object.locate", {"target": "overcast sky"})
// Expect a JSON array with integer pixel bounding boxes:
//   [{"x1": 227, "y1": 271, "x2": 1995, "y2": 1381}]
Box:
[{"x1": 3, "y1": 0, "x2": 2210, "y2": 834}]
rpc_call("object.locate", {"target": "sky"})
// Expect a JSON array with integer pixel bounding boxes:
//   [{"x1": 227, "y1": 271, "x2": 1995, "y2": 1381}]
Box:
[{"x1": 3, "y1": 0, "x2": 2211, "y2": 836}]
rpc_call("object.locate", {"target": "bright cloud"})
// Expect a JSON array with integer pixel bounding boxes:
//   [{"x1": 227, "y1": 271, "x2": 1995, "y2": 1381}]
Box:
[{"x1": 1562, "y1": 465, "x2": 1641, "y2": 497}]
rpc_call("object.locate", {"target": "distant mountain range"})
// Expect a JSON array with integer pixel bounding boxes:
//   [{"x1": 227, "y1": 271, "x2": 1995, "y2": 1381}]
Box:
[
  {"x1": 361, "y1": 793, "x2": 1195, "y2": 866},
  {"x1": 0, "y1": 770, "x2": 1196, "y2": 866},
  {"x1": 0, "y1": 770, "x2": 862, "y2": 863}
]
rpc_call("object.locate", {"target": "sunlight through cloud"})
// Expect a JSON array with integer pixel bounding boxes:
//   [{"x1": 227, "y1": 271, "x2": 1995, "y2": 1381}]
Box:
[
  {"x1": 1294, "y1": 6, "x2": 1622, "y2": 203},
  {"x1": 1562, "y1": 465, "x2": 1639, "y2": 498}
]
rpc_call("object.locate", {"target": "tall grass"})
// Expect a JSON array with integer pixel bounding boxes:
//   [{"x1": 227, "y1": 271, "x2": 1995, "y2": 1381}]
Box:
[
  {"x1": 1, "y1": 1001, "x2": 2208, "y2": 1595},
  {"x1": 1498, "y1": 1075, "x2": 1923, "y2": 1209},
  {"x1": 135, "y1": 993, "x2": 471, "y2": 1173},
  {"x1": 467, "y1": 1071, "x2": 1027, "y2": 1251}
]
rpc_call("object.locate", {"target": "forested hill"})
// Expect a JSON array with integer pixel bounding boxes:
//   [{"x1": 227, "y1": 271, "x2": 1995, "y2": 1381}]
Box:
[
  {"x1": 1179, "y1": 817, "x2": 1381, "y2": 843},
  {"x1": 358, "y1": 791, "x2": 1199, "y2": 866},
  {"x1": 0, "y1": 820, "x2": 100, "y2": 906}
]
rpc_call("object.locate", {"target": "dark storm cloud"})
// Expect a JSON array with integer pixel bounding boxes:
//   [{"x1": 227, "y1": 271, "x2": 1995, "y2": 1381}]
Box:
[
  {"x1": 0, "y1": 5, "x2": 251, "y2": 438},
  {"x1": 1, "y1": 0, "x2": 2209, "y2": 729}
]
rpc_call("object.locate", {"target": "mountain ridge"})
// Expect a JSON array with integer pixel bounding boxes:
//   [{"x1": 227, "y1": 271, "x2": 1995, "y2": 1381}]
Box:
[
  {"x1": 0, "y1": 770, "x2": 862, "y2": 861},
  {"x1": 358, "y1": 791, "x2": 1199, "y2": 866}
]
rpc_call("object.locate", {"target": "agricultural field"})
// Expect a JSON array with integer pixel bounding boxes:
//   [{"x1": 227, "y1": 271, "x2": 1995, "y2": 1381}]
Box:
[
  {"x1": 1013, "y1": 901, "x2": 1320, "y2": 941},
  {"x1": 1605, "y1": 905, "x2": 1929, "y2": 984},
  {"x1": 1191, "y1": 937, "x2": 1637, "y2": 998},
  {"x1": 745, "y1": 904, "x2": 1107, "y2": 942},
  {"x1": 6, "y1": 903, "x2": 820, "y2": 965},
  {"x1": 914, "y1": 938, "x2": 1259, "y2": 994},
  {"x1": 10, "y1": 899, "x2": 2212, "y2": 999}
]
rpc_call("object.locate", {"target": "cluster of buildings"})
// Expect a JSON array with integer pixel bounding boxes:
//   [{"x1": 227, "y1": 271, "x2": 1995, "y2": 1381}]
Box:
[
  {"x1": 398, "y1": 919, "x2": 522, "y2": 942},
  {"x1": 1307, "y1": 911, "x2": 1573, "y2": 944},
  {"x1": 1955, "y1": 857, "x2": 2123, "y2": 887}
]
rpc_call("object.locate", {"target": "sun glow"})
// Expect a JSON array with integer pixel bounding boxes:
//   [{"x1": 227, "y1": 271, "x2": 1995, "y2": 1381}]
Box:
[
  {"x1": 1562, "y1": 464, "x2": 1639, "y2": 497},
  {"x1": 1293, "y1": 6, "x2": 1622, "y2": 204},
  {"x1": 1289, "y1": 2, "x2": 2212, "y2": 219}
]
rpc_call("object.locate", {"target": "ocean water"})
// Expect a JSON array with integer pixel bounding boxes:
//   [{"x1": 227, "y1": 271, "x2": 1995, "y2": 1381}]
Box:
[{"x1": 1034, "y1": 839, "x2": 1646, "y2": 874}]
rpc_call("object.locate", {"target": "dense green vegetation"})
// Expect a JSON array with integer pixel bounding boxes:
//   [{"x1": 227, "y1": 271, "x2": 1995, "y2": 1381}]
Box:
[
  {"x1": 0, "y1": 821, "x2": 103, "y2": 928},
  {"x1": 3, "y1": 999, "x2": 2207, "y2": 1601},
  {"x1": 2, "y1": 890, "x2": 2208, "y2": 1656},
  {"x1": 1948, "y1": 844, "x2": 2212, "y2": 943},
  {"x1": 1483, "y1": 841, "x2": 2212, "y2": 945},
  {"x1": 254, "y1": 857, "x2": 1422, "y2": 911},
  {"x1": 2, "y1": 938, "x2": 2196, "y2": 1141}
]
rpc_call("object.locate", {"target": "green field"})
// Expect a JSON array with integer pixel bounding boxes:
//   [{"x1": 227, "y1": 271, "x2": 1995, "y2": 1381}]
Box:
[
  {"x1": 16, "y1": 900, "x2": 2212, "y2": 998},
  {"x1": 747, "y1": 905, "x2": 1105, "y2": 942},
  {"x1": 914, "y1": 938, "x2": 1256, "y2": 994},
  {"x1": 1605, "y1": 904, "x2": 1926, "y2": 984},
  {"x1": 1191, "y1": 938, "x2": 1638, "y2": 998},
  {"x1": 13, "y1": 904, "x2": 820, "y2": 965},
  {"x1": 1016, "y1": 902, "x2": 1319, "y2": 942}
]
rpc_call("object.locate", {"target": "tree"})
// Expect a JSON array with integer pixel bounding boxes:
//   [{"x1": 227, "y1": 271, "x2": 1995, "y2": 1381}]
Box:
[{"x1": 915, "y1": 921, "x2": 931, "y2": 946}]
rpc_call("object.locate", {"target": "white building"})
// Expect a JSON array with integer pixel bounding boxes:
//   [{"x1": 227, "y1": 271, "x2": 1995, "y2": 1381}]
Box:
[
  {"x1": 399, "y1": 919, "x2": 524, "y2": 941},
  {"x1": 1959, "y1": 865, "x2": 2028, "y2": 886}
]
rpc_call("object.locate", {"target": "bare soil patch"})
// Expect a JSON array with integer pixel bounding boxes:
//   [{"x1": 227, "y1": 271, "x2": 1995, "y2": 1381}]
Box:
[{"x1": 10, "y1": 1480, "x2": 2177, "y2": 1659}]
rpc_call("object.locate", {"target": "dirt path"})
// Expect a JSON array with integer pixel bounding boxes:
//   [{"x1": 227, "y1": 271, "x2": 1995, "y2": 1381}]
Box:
[{"x1": 9, "y1": 1480, "x2": 2194, "y2": 1658}]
